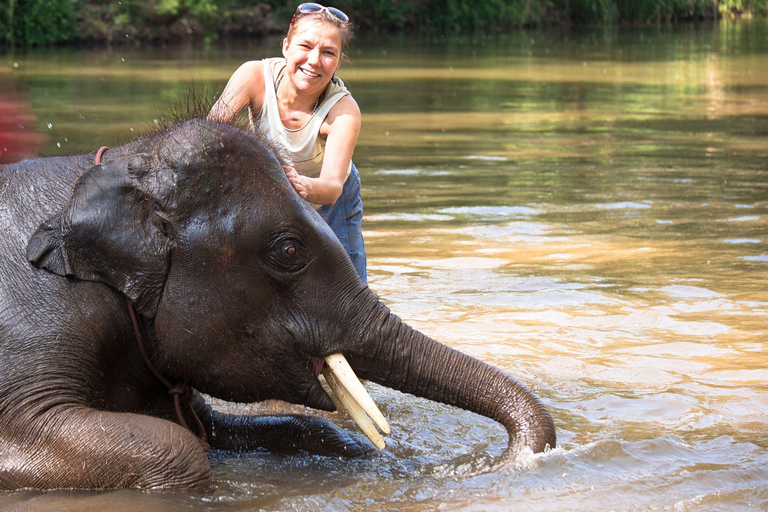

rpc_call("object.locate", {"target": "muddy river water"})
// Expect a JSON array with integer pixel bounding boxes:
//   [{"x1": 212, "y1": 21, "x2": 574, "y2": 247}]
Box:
[{"x1": 1, "y1": 19, "x2": 767, "y2": 511}]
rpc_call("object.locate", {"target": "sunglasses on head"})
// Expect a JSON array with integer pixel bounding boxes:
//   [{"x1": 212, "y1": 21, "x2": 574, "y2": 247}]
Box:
[{"x1": 291, "y1": 2, "x2": 350, "y2": 25}]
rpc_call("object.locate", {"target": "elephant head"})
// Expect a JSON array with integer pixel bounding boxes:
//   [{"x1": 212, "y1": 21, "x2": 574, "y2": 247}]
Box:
[{"x1": 27, "y1": 119, "x2": 555, "y2": 461}]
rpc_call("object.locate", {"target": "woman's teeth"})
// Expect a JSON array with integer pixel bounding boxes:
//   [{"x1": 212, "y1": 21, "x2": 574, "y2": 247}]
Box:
[{"x1": 300, "y1": 68, "x2": 320, "y2": 78}]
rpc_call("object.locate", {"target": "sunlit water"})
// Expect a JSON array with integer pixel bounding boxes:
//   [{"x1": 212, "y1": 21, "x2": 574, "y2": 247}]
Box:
[{"x1": 2, "y1": 20, "x2": 767, "y2": 511}]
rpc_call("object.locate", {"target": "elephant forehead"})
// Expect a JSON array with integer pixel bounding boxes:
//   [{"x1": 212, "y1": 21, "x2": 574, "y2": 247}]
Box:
[
  {"x1": 175, "y1": 207, "x2": 277, "y2": 259},
  {"x1": 180, "y1": 208, "x2": 252, "y2": 244},
  {"x1": 173, "y1": 163, "x2": 291, "y2": 219}
]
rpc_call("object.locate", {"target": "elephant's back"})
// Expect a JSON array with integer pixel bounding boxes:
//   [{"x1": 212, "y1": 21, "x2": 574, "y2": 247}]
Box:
[
  {"x1": 0, "y1": 154, "x2": 90, "y2": 259},
  {"x1": 0, "y1": 154, "x2": 99, "y2": 351},
  {"x1": 1, "y1": 154, "x2": 91, "y2": 220},
  {"x1": 0, "y1": 155, "x2": 127, "y2": 405}
]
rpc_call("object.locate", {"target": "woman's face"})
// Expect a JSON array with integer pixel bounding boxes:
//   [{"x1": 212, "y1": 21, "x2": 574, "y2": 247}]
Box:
[{"x1": 282, "y1": 19, "x2": 343, "y2": 96}]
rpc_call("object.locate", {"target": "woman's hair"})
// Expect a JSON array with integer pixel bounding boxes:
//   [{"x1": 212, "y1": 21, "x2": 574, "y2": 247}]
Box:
[{"x1": 285, "y1": 9, "x2": 356, "y2": 52}]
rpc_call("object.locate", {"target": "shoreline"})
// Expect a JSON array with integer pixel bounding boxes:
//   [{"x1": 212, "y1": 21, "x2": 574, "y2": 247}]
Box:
[{"x1": 1, "y1": 1, "x2": 766, "y2": 48}]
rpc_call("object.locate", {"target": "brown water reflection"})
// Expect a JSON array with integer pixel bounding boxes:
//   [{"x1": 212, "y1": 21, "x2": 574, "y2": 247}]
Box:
[
  {"x1": 0, "y1": 69, "x2": 47, "y2": 163},
  {"x1": 2, "y1": 20, "x2": 767, "y2": 512}
]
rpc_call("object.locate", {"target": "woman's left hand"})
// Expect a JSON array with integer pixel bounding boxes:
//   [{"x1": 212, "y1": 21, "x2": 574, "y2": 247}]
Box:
[{"x1": 283, "y1": 165, "x2": 309, "y2": 198}]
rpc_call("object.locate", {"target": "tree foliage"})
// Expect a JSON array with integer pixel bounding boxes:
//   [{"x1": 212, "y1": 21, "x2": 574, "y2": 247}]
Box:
[
  {"x1": 308, "y1": 0, "x2": 768, "y2": 31},
  {"x1": 2, "y1": 0, "x2": 768, "y2": 46},
  {"x1": 1, "y1": 0, "x2": 79, "y2": 46}
]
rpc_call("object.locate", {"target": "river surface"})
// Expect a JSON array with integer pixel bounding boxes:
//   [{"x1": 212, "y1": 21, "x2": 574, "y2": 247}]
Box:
[{"x1": 2, "y1": 20, "x2": 767, "y2": 511}]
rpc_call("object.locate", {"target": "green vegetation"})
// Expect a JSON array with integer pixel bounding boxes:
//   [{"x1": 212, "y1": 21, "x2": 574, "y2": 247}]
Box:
[
  {"x1": 0, "y1": 0, "x2": 79, "y2": 46},
  {"x1": 2, "y1": 0, "x2": 768, "y2": 46},
  {"x1": 332, "y1": 0, "x2": 768, "y2": 31},
  {"x1": 0, "y1": 0, "x2": 276, "y2": 46}
]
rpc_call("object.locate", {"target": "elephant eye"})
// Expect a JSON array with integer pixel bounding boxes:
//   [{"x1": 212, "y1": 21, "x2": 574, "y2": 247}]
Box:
[{"x1": 264, "y1": 234, "x2": 309, "y2": 273}]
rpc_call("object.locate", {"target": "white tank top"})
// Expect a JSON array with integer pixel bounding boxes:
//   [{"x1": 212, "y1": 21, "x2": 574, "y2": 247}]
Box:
[{"x1": 251, "y1": 57, "x2": 351, "y2": 180}]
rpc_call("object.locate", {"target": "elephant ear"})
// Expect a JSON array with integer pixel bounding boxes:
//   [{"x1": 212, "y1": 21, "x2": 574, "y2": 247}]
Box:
[{"x1": 26, "y1": 153, "x2": 174, "y2": 318}]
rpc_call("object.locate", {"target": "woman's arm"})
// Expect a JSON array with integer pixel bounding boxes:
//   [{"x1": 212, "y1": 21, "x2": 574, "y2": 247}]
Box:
[
  {"x1": 286, "y1": 95, "x2": 361, "y2": 205},
  {"x1": 208, "y1": 61, "x2": 265, "y2": 123}
]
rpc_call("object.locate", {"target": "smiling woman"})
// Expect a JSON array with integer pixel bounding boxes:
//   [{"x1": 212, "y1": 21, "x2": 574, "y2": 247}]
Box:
[{"x1": 208, "y1": 3, "x2": 367, "y2": 283}]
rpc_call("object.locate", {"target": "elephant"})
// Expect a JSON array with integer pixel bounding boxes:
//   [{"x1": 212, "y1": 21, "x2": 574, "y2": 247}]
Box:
[{"x1": 0, "y1": 119, "x2": 555, "y2": 490}]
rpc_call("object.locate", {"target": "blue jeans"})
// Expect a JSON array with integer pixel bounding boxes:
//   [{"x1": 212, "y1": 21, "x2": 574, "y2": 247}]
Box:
[{"x1": 318, "y1": 164, "x2": 367, "y2": 283}]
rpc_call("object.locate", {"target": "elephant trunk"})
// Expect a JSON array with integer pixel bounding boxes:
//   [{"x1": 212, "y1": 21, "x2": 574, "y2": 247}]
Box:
[{"x1": 346, "y1": 301, "x2": 556, "y2": 456}]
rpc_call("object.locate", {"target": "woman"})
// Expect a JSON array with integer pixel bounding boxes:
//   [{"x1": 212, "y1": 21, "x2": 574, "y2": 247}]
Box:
[{"x1": 208, "y1": 3, "x2": 366, "y2": 282}]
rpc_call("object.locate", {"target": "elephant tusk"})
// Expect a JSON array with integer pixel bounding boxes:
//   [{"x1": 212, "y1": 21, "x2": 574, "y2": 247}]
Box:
[
  {"x1": 322, "y1": 368, "x2": 385, "y2": 449},
  {"x1": 324, "y1": 353, "x2": 391, "y2": 435}
]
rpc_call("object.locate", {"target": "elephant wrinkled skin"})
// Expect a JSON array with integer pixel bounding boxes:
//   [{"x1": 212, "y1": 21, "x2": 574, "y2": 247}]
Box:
[{"x1": 0, "y1": 120, "x2": 555, "y2": 490}]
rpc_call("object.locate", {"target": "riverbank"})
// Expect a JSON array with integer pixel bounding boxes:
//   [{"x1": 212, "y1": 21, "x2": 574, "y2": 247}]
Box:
[{"x1": 1, "y1": 0, "x2": 767, "y2": 47}]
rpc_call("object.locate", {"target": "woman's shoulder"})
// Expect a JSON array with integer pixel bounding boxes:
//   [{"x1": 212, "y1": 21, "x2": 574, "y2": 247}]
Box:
[
  {"x1": 321, "y1": 94, "x2": 361, "y2": 140},
  {"x1": 228, "y1": 60, "x2": 267, "y2": 96},
  {"x1": 328, "y1": 75, "x2": 359, "y2": 110},
  {"x1": 328, "y1": 94, "x2": 361, "y2": 119},
  {"x1": 234, "y1": 59, "x2": 265, "y2": 77}
]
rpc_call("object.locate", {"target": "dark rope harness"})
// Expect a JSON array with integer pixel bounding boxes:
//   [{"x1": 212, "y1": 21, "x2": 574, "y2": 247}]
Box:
[{"x1": 95, "y1": 146, "x2": 210, "y2": 451}]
